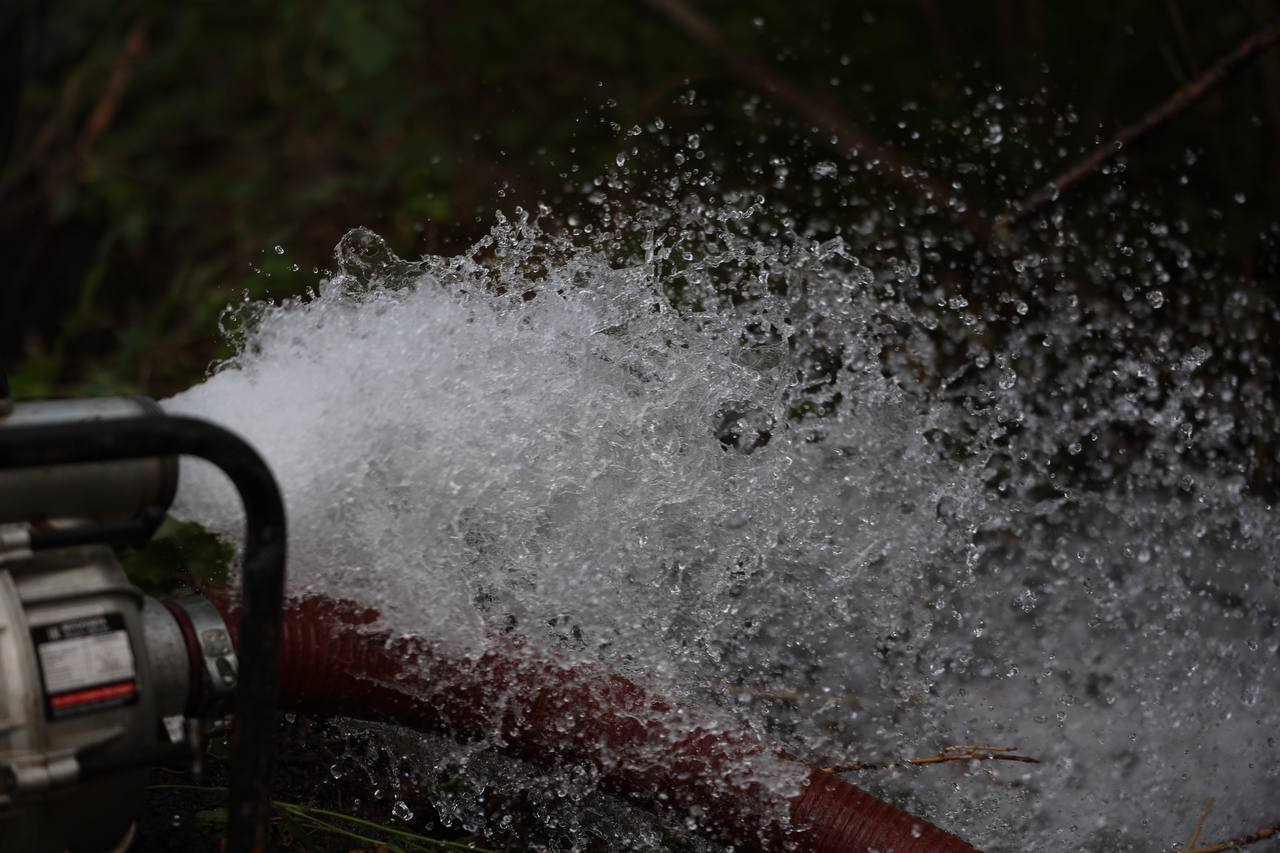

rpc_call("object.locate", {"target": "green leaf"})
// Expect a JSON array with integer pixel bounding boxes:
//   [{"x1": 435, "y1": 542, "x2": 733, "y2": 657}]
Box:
[{"x1": 118, "y1": 516, "x2": 234, "y2": 593}]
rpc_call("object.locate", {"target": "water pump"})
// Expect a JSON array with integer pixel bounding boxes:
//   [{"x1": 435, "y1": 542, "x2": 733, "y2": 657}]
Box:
[{"x1": 0, "y1": 373, "x2": 286, "y2": 853}]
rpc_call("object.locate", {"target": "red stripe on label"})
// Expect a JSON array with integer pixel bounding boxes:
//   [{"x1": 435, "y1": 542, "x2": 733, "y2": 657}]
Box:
[{"x1": 50, "y1": 680, "x2": 137, "y2": 709}]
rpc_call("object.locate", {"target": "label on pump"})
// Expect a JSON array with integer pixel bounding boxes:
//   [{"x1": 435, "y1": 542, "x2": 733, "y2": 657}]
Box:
[{"x1": 31, "y1": 613, "x2": 138, "y2": 720}]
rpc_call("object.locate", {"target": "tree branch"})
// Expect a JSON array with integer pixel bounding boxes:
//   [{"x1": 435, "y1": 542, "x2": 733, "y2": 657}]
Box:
[
  {"x1": 641, "y1": 0, "x2": 986, "y2": 241},
  {"x1": 1252, "y1": 0, "x2": 1280, "y2": 156},
  {"x1": 1183, "y1": 798, "x2": 1214, "y2": 851},
  {"x1": 76, "y1": 18, "x2": 150, "y2": 161},
  {"x1": 0, "y1": 18, "x2": 148, "y2": 208},
  {"x1": 1184, "y1": 821, "x2": 1278, "y2": 853},
  {"x1": 996, "y1": 16, "x2": 1280, "y2": 237},
  {"x1": 822, "y1": 744, "x2": 1041, "y2": 774}
]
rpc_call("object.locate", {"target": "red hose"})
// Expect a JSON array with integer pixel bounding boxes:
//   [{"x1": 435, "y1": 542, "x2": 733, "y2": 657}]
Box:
[{"x1": 214, "y1": 595, "x2": 979, "y2": 853}]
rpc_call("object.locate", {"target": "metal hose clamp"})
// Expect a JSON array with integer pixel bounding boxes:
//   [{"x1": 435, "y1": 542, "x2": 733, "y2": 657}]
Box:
[{"x1": 167, "y1": 595, "x2": 239, "y2": 712}]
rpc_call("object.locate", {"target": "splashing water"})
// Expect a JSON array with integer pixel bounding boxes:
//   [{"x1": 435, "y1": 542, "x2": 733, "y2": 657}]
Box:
[{"x1": 165, "y1": 201, "x2": 1278, "y2": 851}]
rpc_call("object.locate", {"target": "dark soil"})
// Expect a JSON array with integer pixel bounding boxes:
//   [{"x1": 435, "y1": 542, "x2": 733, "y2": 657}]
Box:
[{"x1": 131, "y1": 715, "x2": 490, "y2": 853}]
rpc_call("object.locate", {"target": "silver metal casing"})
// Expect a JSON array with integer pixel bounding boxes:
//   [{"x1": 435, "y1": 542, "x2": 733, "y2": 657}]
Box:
[
  {"x1": 0, "y1": 397, "x2": 177, "y2": 527},
  {"x1": 0, "y1": 546, "x2": 160, "y2": 853}
]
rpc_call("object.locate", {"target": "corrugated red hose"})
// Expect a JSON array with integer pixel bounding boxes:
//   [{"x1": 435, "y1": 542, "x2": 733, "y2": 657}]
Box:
[{"x1": 213, "y1": 595, "x2": 979, "y2": 853}]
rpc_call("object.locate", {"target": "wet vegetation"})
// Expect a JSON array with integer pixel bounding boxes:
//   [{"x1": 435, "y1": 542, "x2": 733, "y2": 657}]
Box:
[{"x1": 5, "y1": 1, "x2": 1279, "y2": 397}]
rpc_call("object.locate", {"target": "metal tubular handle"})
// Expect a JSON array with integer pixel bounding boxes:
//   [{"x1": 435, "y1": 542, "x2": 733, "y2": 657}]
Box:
[{"x1": 0, "y1": 415, "x2": 286, "y2": 853}]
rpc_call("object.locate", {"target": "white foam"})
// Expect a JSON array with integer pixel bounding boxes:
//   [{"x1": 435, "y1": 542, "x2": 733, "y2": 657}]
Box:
[{"x1": 165, "y1": 214, "x2": 1279, "y2": 852}]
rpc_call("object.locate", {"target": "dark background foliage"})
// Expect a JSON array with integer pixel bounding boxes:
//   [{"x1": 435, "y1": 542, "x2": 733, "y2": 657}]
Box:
[{"x1": 3, "y1": 0, "x2": 1278, "y2": 399}]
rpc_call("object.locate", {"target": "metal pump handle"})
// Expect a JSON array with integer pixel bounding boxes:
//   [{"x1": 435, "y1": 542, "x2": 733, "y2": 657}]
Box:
[{"x1": 0, "y1": 413, "x2": 286, "y2": 853}]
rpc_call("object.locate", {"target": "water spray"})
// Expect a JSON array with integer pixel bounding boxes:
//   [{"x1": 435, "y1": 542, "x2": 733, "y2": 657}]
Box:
[
  {"x1": 0, "y1": 372, "x2": 979, "y2": 851},
  {"x1": 0, "y1": 371, "x2": 983, "y2": 850},
  {"x1": 4, "y1": 199, "x2": 1276, "y2": 849}
]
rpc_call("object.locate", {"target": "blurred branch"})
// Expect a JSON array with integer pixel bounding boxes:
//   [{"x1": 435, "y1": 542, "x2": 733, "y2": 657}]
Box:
[
  {"x1": 1252, "y1": 1, "x2": 1280, "y2": 154},
  {"x1": 0, "y1": 18, "x2": 148, "y2": 208},
  {"x1": 822, "y1": 744, "x2": 1040, "y2": 774},
  {"x1": 641, "y1": 0, "x2": 986, "y2": 241},
  {"x1": 76, "y1": 18, "x2": 150, "y2": 161},
  {"x1": 0, "y1": 69, "x2": 84, "y2": 196},
  {"x1": 1184, "y1": 820, "x2": 1278, "y2": 853},
  {"x1": 1182, "y1": 798, "x2": 1214, "y2": 851},
  {"x1": 996, "y1": 16, "x2": 1280, "y2": 236}
]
